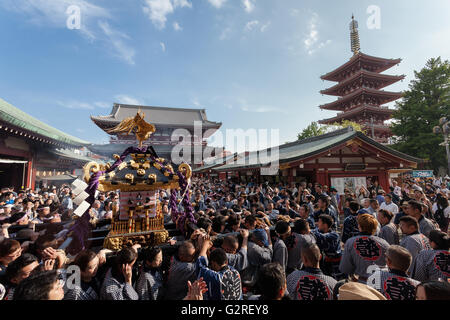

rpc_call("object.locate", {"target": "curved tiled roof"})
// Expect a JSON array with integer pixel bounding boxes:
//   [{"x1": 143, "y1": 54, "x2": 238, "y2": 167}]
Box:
[
  {"x1": 321, "y1": 52, "x2": 402, "y2": 82},
  {"x1": 91, "y1": 103, "x2": 222, "y2": 129},
  {"x1": 213, "y1": 128, "x2": 422, "y2": 172},
  {"x1": 0, "y1": 98, "x2": 89, "y2": 147}
]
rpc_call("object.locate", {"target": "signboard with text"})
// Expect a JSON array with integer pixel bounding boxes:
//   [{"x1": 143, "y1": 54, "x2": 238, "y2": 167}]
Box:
[{"x1": 412, "y1": 171, "x2": 434, "y2": 178}]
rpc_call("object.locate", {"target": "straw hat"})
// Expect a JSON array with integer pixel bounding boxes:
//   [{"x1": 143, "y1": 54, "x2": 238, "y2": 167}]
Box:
[{"x1": 338, "y1": 282, "x2": 386, "y2": 300}]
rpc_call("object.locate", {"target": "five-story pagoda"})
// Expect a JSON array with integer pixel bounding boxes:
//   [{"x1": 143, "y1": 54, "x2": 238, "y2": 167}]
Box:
[{"x1": 318, "y1": 16, "x2": 405, "y2": 144}]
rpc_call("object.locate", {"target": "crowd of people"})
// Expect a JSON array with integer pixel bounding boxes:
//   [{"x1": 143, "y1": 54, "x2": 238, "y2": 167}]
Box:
[{"x1": 0, "y1": 174, "x2": 449, "y2": 301}]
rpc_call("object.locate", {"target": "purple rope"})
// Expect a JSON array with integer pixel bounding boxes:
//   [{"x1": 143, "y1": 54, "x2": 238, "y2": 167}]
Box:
[
  {"x1": 169, "y1": 169, "x2": 196, "y2": 234},
  {"x1": 68, "y1": 146, "x2": 150, "y2": 253}
]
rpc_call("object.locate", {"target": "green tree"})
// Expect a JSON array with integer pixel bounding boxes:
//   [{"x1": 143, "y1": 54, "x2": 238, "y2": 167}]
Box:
[
  {"x1": 297, "y1": 121, "x2": 326, "y2": 140},
  {"x1": 324, "y1": 120, "x2": 367, "y2": 134},
  {"x1": 391, "y1": 57, "x2": 450, "y2": 171},
  {"x1": 298, "y1": 120, "x2": 366, "y2": 141}
]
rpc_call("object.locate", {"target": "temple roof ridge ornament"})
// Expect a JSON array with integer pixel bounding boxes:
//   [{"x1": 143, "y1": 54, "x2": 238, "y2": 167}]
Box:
[
  {"x1": 106, "y1": 111, "x2": 156, "y2": 148},
  {"x1": 350, "y1": 15, "x2": 361, "y2": 55}
]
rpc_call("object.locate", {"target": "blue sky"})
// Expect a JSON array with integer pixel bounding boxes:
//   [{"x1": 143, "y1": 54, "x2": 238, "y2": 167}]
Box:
[{"x1": 0, "y1": 0, "x2": 449, "y2": 151}]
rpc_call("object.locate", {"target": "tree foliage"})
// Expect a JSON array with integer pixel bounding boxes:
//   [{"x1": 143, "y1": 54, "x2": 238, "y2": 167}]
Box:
[
  {"x1": 391, "y1": 57, "x2": 450, "y2": 171},
  {"x1": 324, "y1": 120, "x2": 367, "y2": 135},
  {"x1": 297, "y1": 121, "x2": 326, "y2": 140},
  {"x1": 297, "y1": 120, "x2": 366, "y2": 140}
]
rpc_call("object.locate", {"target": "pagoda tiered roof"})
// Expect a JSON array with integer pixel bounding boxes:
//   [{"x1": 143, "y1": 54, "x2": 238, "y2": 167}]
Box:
[
  {"x1": 320, "y1": 70, "x2": 405, "y2": 96},
  {"x1": 319, "y1": 87, "x2": 403, "y2": 111},
  {"x1": 318, "y1": 105, "x2": 394, "y2": 124},
  {"x1": 320, "y1": 52, "x2": 402, "y2": 82}
]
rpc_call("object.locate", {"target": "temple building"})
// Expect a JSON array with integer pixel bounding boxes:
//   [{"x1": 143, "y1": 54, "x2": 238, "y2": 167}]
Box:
[
  {"x1": 197, "y1": 127, "x2": 421, "y2": 195},
  {"x1": 0, "y1": 98, "x2": 95, "y2": 190},
  {"x1": 90, "y1": 104, "x2": 223, "y2": 167},
  {"x1": 318, "y1": 16, "x2": 405, "y2": 143}
]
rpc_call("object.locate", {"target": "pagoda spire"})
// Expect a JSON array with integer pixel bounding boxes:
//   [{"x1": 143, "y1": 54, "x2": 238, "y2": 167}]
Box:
[{"x1": 350, "y1": 14, "x2": 360, "y2": 55}]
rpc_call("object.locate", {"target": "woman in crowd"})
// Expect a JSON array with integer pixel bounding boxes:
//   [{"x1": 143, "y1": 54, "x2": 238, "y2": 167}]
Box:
[
  {"x1": 135, "y1": 247, "x2": 164, "y2": 300},
  {"x1": 100, "y1": 247, "x2": 139, "y2": 300},
  {"x1": 64, "y1": 250, "x2": 103, "y2": 300}
]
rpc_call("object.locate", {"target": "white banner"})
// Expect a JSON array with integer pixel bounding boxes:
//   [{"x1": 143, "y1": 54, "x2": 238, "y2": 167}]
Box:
[{"x1": 331, "y1": 176, "x2": 367, "y2": 195}]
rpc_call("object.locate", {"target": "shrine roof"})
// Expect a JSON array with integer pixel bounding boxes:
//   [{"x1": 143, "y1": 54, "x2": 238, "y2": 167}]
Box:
[
  {"x1": 319, "y1": 87, "x2": 403, "y2": 111},
  {"x1": 193, "y1": 153, "x2": 240, "y2": 173},
  {"x1": 318, "y1": 105, "x2": 395, "y2": 124},
  {"x1": 320, "y1": 70, "x2": 405, "y2": 96},
  {"x1": 321, "y1": 52, "x2": 402, "y2": 82},
  {"x1": 91, "y1": 104, "x2": 222, "y2": 129},
  {"x1": 0, "y1": 98, "x2": 90, "y2": 148},
  {"x1": 213, "y1": 128, "x2": 421, "y2": 171}
]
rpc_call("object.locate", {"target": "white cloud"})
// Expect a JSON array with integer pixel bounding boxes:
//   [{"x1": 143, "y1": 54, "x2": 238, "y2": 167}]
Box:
[
  {"x1": 239, "y1": 99, "x2": 286, "y2": 114},
  {"x1": 242, "y1": 0, "x2": 255, "y2": 13},
  {"x1": 57, "y1": 100, "x2": 95, "y2": 110},
  {"x1": 160, "y1": 42, "x2": 166, "y2": 52},
  {"x1": 0, "y1": 0, "x2": 110, "y2": 40},
  {"x1": 302, "y1": 13, "x2": 331, "y2": 55},
  {"x1": 220, "y1": 27, "x2": 232, "y2": 40},
  {"x1": 57, "y1": 100, "x2": 111, "y2": 110},
  {"x1": 173, "y1": 21, "x2": 182, "y2": 31},
  {"x1": 304, "y1": 13, "x2": 319, "y2": 53},
  {"x1": 0, "y1": 1, "x2": 137, "y2": 65},
  {"x1": 142, "y1": 0, "x2": 192, "y2": 30},
  {"x1": 290, "y1": 9, "x2": 300, "y2": 17},
  {"x1": 98, "y1": 21, "x2": 135, "y2": 65},
  {"x1": 191, "y1": 98, "x2": 201, "y2": 107},
  {"x1": 115, "y1": 95, "x2": 143, "y2": 105},
  {"x1": 207, "y1": 0, "x2": 227, "y2": 8},
  {"x1": 94, "y1": 102, "x2": 110, "y2": 109},
  {"x1": 260, "y1": 21, "x2": 271, "y2": 32},
  {"x1": 245, "y1": 20, "x2": 259, "y2": 31}
]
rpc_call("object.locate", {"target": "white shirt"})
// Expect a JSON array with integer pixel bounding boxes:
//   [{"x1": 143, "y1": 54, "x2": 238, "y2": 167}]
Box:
[
  {"x1": 433, "y1": 178, "x2": 441, "y2": 187},
  {"x1": 393, "y1": 186, "x2": 402, "y2": 197},
  {"x1": 380, "y1": 201, "x2": 399, "y2": 214},
  {"x1": 432, "y1": 202, "x2": 450, "y2": 218}
]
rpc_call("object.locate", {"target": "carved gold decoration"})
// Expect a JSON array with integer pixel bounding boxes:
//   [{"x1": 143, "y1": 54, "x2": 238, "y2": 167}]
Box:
[
  {"x1": 83, "y1": 162, "x2": 102, "y2": 183},
  {"x1": 148, "y1": 174, "x2": 157, "y2": 182},
  {"x1": 125, "y1": 174, "x2": 134, "y2": 183},
  {"x1": 178, "y1": 163, "x2": 192, "y2": 179},
  {"x1": 130, "y1": 160, "x2": 140, "y2": 170},
  {"x1": 97, "y1": 181, "x2": 179, "y2": 192},
  {"x1": 118, "y1": 162, "x2": 128, "y2": 171},
  {"x1": 142, "y1": 162, "x2": 151, "y2": 169},
  {"x1": 137, "y1": 169, "x2": 146, "y2": 176},
  {"x1": 113, "y1": 154, "x2": 120, "y2": 160},
  {"x1": 105, "y1": 111, "x2": 156, "y2": 148},
  {"x1": 153, "y1": 163, "x2": 162, "y2": 170}
]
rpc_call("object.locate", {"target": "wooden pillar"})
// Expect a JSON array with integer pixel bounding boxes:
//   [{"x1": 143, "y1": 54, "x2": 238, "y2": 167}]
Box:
[
  {"x1": 315, "y1": 170, "x2": 327, "y2": 186},
  {"x1": 378, "y1": 170, "x2": 390, "y2": 192},
  {"x1": 26, "y1": 160, "x2": 32, "y2": 189},
  {"x1": 288, "y1": 168, "x2": 294, "y2": 184}
]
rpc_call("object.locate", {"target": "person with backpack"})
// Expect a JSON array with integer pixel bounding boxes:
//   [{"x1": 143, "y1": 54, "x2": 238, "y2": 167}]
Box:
[{"x1": 195, "y1": 234, "x2": 242, "y2": 301}]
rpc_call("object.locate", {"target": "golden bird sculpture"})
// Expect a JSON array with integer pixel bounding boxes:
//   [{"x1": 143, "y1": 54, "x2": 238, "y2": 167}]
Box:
[{"x1": 106, "y1": 111, "x2": 156, "y2": 148}]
